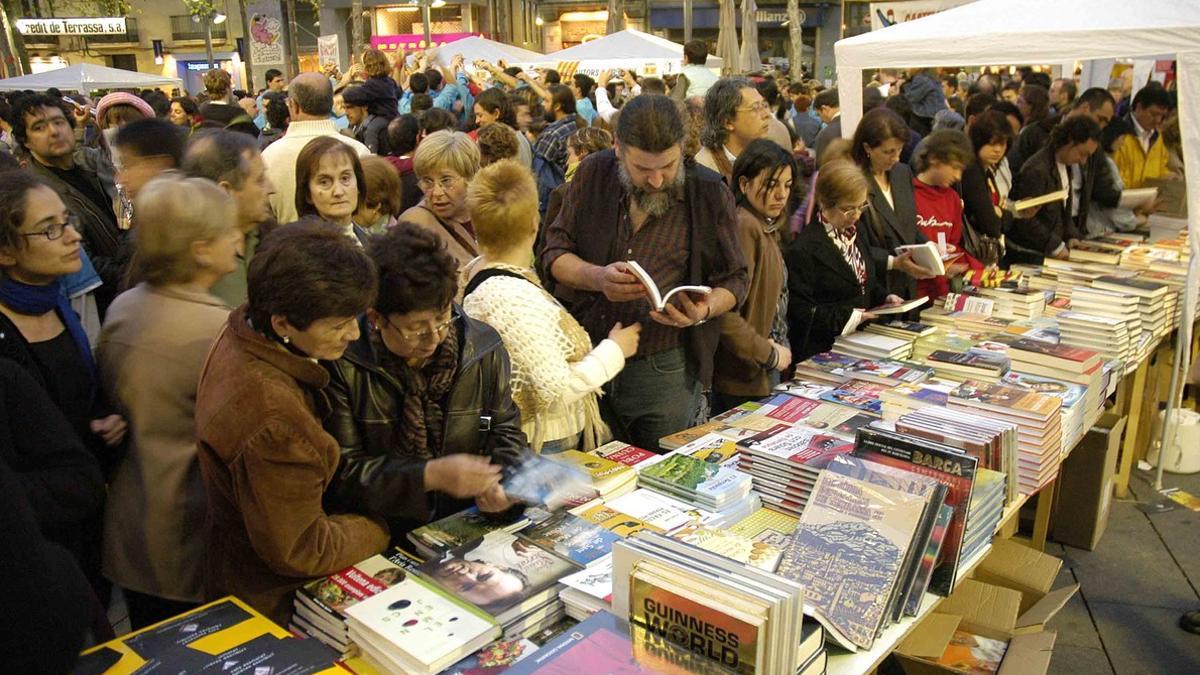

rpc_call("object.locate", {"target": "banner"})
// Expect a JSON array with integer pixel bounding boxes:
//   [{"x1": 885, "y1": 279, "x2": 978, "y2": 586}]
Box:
[
  {"x1": 869, "y1": 0, "x2": 971, "y2": 31},
  {"x1": 370, "y1": 32, "x2": 481, "y2": 52},
  {"x1": 246, "y1": 1, "x2": 286, "y2": 66},
  {"x1": 318, "y1": 35, "x2": 340, "y2": 69},
  {"x1": 16, "y1": 17, "x2": 126, "y2": 36}
]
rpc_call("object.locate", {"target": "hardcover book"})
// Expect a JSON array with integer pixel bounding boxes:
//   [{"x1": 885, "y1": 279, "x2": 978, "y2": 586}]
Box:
[
  {"x1": 638, "y1": 452, "x2": 752, "y2": 505},
  {"x1": 776, "y1": 472, "x2": 926, "y2": 651},
  {"x1": 522, "y1": 511, "x2": 622, "y2": 567}
]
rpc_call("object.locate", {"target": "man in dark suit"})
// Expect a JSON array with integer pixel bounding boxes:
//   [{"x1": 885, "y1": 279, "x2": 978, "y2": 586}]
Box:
[
  {"x1": 1005, "y1": 115, "x2": 1101, "y2": 265},
  {"x1": 813, "y1": 88, "x2": 842, "y2": 162}
]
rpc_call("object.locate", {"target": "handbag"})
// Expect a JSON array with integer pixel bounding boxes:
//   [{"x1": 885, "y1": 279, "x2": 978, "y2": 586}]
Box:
[{"x1": 956, "y1": 183, "x2": 1005, "y2": 266}]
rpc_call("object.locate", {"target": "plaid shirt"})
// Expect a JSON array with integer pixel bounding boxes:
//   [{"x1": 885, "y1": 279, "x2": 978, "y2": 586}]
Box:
[{"x1": 534, "y1": 114, "x2": 577, "y2": 173}]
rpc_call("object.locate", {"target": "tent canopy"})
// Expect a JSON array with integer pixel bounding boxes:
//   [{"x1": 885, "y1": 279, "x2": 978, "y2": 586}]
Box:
[
  {"x1": 0, "y1": 63, "x2": 183, "y2": 93},
  {"x1": 517, "y1": 28, "x2": 723, "y2": 75},
  {"x1": 427, "y1": 35, "x2": 542, "y2": 69}
]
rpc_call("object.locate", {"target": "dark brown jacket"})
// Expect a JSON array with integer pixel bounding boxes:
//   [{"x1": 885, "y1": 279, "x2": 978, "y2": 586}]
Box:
[
  {"x1": 715, "y1": 208, "x2": 787, "y2": 397},
  {"x1": 194, "y1": 307, "x2": 389, "y2": 625}
]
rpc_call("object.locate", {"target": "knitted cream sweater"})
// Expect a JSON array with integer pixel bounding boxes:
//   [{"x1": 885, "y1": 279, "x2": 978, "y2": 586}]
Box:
[{"x1": 461, "y1": 262, "x2": 625, "y2": 451}]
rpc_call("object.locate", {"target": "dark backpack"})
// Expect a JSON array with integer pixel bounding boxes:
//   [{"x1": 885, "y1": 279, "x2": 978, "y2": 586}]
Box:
[{"x1": 532, "y1": 154, "x2": 565, "y2": 221}]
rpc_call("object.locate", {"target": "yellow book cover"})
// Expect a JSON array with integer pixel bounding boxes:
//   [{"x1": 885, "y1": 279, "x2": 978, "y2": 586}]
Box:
[
  {"x1": 727, "y1": 507, "x2": 800, "y2": 548},
  {"x1": 628, "y1": 569, "x2": 765, "y2": 675},
  {"x1": 579, "y1": 503, "x2": 664, "y2": 536},
  {"x1": 558, "y1": 449, "x2": 634, "y2": 491},
  {"x1": 75, "y1": 596, "x2": 345, "y2": 674}
]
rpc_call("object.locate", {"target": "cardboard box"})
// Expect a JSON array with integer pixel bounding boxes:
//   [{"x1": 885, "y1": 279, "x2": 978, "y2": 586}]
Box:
[
  {"x1": 1052, "y1": 414, "x2": 1126, "y2": 550},
  {"x1": 894, "y1": 541, "x2": 1078, "y2": 675}
]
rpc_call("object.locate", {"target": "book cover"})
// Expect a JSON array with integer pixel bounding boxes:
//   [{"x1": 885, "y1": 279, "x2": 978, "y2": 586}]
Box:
[
  {"x1": 522, "y1": 511, "x2": 622, "y2": 567},
  {"x1": 675, "y1": 433, "x2": 742, "y2": 467},
  {"x1": 668, "y1": 524, "x2": 783, "y2": 571},
  {"x1": 297, "y1": 550, "x2": 419, "y2": 622},
  {"x1": 577, "y1": 504, "x2": 663, "y2": 537},
  {"x1": 1001, "y1": 372, "x2": 1085, "y2": 410},
  {"x1": 592, "y1": 441, "x2": 660, "y2": 468},
  {"x1": 819, "y1": 379, "x2": 887, "y2": 414},
  {"x1": 776, "y1": 472, "x2": 926, "y2": 651},
  {"x1": 345, "y1": 574, "x2": 500, "y2": 670},
  {"x1": 727, "y1": 507, "x2": 799, "y2": 548},
  {"x1": 949, "y1": 380, "x2": 1061, "y2": 419},
  {"x1": 560, "y1": 554, "x2": 614, "y2": 603},
  {"x1": 906, "y1": 504, "x2": 952, "y2": 615},
  {"x1": 847, "y1": 359, "x2": 935, "y2": 384},
  {"x1": 935, "y1": 629, "x2": 1009, "y2": 674},
  {"x1": 607, "y1": 489, "x2": 724, "y2": 531},
  {"x1": 556, "y1": 450, "x2": 635, "y2": 492},
  {"x1": 741, "y1": 426, "x2": 856, "y2": 471},
  {"x1": 927, "y1": 350, "x2": 1009, "y2": 372},
  {"x1": 417, "y1": 532, "x2": 581, "y2": 618},
  {"x1": 774, "y1": 379, "x2": 838, "y2": 400},
  {"x1": 410, "y1": 508, "x2": 528, "y2": 558},
  {"x1": 852, "y1": 427, "x2": 978, "y2": 596},
  {"x1": 444, "y1": 637, "x2": 540, "y2": 674},
  {"x1": 638, "y1": 453, "x2": 751, "y2": 502},
  {"x1": 501, "y1": 454, "x2": 596, "y2": 509}
]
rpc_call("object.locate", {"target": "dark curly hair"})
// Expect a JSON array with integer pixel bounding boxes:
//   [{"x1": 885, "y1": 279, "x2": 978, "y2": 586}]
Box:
[
  {"x1": 247, "y1": 220, "x2": 377, "y2": 330},
  {"x1": 367, "y1": 221, "x2": 458, "y2": 316},
  {"x1": 11, "y1": 94, "x2": 73, "y2": 149}
]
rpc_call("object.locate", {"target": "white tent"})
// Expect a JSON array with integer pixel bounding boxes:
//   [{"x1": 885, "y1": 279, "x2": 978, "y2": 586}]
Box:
[
  {"x1": 0, "y1": 63, "x2": 183, "y2": 92},
  {"x1": 516, "y1": 28, "x2": 724, "y2": 77},
  {"x1": 835, "y1": 0, "x2": 1200, "y2": 484},
  {"x1": 426, "y1": 35, "x2": 542, "y2": 70}
]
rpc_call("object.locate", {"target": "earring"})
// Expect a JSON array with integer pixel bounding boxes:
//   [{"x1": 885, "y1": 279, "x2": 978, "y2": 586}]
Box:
[{"x1": 282, "y1": 335, "x2": 291, "y2": 344}]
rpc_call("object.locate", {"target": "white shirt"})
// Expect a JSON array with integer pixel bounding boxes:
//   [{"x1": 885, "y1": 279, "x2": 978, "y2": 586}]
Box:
[
  {"x1": 260, "y1": 119, "x2": 370, "y2": 224},
  {"x1": 1131, "y1": 115, "x2": 1155, "y2": 155},
  {"x1": 681, "y1": 64, "x2": 719, "y2": 98}
]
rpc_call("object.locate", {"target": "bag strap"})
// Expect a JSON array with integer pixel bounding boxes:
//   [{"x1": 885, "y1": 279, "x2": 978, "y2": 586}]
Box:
[{"x1": 463, "y1": 267, "x2": 530, "y2": 298}]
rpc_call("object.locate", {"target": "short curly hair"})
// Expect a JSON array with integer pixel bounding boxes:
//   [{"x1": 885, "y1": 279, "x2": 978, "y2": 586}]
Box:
[
  {"x1": 367, "y1": 221, "x2": 458, "y2": 316},
  {"x1": 248, "y1": 220, "x2": 378, "y2": 330},
  {"x1": 476, "y1": 123, "x2": 521, "y2": 166}
]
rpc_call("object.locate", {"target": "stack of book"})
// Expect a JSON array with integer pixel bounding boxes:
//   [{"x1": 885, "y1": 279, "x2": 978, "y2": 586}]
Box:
[
  {"x1": 407, "y1": 507, "x2": 534, "y2": 560},
  {"x1": 792, "y1": 351, "x2": 861, "y2": 384},
  {"x1": 636, "y1": 451, "x2": 754, "y2": 515},
  {"x1": 960, "y1": 468, "x2": 1008, "y2": 563},
  {"x1": 589, "y1": 440, "x2": 662, "y2": 470},
  {"x1": 947, "y1": 380, "x2": 1063, "y2": 494},
  {"x1": 415, "y1": 532, "x2": 580, "y2": 638},
  {"x1": 942, "y1": 293, "x2": 997, "y2": 316},
  {"x1": 894, "y1": 405, "x2": 1019, "y2": 504},
  {"x1": 840, "y1": 358, "x2": 935, "y2": 387},
  {"x1": 1041, "y1": 259, "x2": 1109, "y2": 297},
  {"x1": 555, "y1": 449, "x2": 639, "y2": 500},
  {"x1": 833, "y1": 332, "x2": 914, "y2": 360},
  {"x1": 736, "y1": 425, "x2": 857, "y2": 515},
  {"x1": 345, "y1": 570, "x2": 503, "y2": 675},
  {"x1": 558, "y1": 555, "x2": 613, "y2": 620},
  {"x1": 825, "y1": 454, "x2": 951, "y2": 620},
  {"x1": 1092, "y1": 275, "x2": 1170, "y2": 338},
  {"x1": 910, "y1": 329, "x2": 985, "y2": 363},
  {"x1": 990, "y1": 336, "x2": 1103, "y2": 431},
  {"x1": 776, "y1": 470, "x2": 929, "y2": 651},
  {"x1": 852, "y1": 427, "x2": 978, "y2": 600},
  {"x1": 817, "y1": 378, "x2": 889, "y2": 415},
  {"x1": 975, "y1": 286, "x2": 1046, "y2": 320},
  {"x1": 923, "y1": 348, "x2": 1011, "y2": 383},
  {"x1": 879, "y1": 380, "x2": 958, "y2": 421},
  {"x1": 522, "y1": 511, "x2": 621, "y2": 569},
  {"x1": 1055, "y1": 310, "x2": 1134, "y2": 363},
  {"x1": 668, "y1": 522, "x2": 785, "y2": 572},
  {"x1": 1068, "y1": 240, "x2": 1126, "y2": 265},
  {"x1": 921, "y1": 307, "x2": 1015, "y2": 335},
  {"x1": 612, "y1": 532, "x2": 815, "y2": 672},
  {"x1": 1003, "y1": 371, "x2": 1088, "y2": 452},
  {"x1": 863, "y1": 319, "x2": 938, "y2": 343},
  {"x1": 291, "y1": 550, "x2": 421, "y2": 657}
]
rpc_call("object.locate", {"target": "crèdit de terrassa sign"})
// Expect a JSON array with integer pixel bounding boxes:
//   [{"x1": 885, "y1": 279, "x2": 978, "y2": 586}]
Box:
[{"x1": 16, "y1": 17, "x2": 128, "y2": 36}]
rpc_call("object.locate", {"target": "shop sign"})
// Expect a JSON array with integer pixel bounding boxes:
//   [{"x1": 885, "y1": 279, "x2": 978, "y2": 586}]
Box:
[{"x1": 16, "y1": 17, "x2": 127, "y2": 36}]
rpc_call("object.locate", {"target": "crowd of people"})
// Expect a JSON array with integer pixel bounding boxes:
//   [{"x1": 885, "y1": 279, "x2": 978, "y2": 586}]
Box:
[{"x1": 0, "y1": 40, "x2": 1186, "y2": 666}]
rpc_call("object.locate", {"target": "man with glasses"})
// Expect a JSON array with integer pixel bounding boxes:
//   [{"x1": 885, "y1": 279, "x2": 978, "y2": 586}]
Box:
[
  {"x1": 261, "y1": 72, "x2": 369, "y2": 224},
  {"x1": 695, "y1": 77, "x2": 772, "y2": 184},
  {"x1": 15, "y1": 94, "x2": 124, "y2": 314},
  {"x1": 541, "y1": 95, "x2": 748, "y2": 453}
]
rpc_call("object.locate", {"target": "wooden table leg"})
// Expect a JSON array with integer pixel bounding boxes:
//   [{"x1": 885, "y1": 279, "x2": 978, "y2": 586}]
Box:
[
  {"x1": 1031, "y1": 478, "x2": 1056, "y2": 552},
  {"x1": 1115, "y1": 358, "x2": 1150, "y2": 499}
]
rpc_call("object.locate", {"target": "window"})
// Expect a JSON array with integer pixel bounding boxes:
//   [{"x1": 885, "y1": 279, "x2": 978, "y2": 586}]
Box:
[
  {"x1": 86, "y1": 17, "x2": 140, "y2": 44},
  {"x1": 170, "y1": 14, "x2": 227, "y2": 41},
  {"x1": 108, "y1": 54, "x2": 138, "y2": 71}
]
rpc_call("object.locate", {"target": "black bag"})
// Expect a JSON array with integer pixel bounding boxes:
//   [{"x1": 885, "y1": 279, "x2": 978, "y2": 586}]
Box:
[{"x1": 956, "y1": 185, "x2": 1005, "y2": 266}]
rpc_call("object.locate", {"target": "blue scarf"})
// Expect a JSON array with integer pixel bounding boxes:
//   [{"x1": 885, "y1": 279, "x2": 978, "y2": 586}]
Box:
[{"x1": 0, "y1": 276, "x2": 97, "y2": 381}]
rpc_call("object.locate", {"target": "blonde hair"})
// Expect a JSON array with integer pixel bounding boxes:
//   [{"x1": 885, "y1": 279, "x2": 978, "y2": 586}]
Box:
[
  {"x1": 361, "y1": 48, "x2": 391, "y2": 78},
  {"x1": 815, "y1": 159, "x2": 869, "y2": 210},
  {"x1": 413, "y1": 130, "x2": 481, "y2": 182},
  {"x1": 133, "y1": 174, "x2": 237, "y2": 285},
  {"x1": 468, "y1": 159, "x2": 538, "y2": 253}
]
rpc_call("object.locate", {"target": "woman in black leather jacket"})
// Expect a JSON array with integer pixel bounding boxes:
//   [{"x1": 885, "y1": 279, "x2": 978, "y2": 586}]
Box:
[{"x1": 324, "y1": 222, "x2": 528, "y2": 545}]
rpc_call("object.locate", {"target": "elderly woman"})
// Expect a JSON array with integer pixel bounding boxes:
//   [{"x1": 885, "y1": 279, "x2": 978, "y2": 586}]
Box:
[
  {"x1": 398, "y1": 130, "x2": 480, "y2": 265},
  {"x1": 462, "y1": 160, "x2": 638, "y2": 453},
  {"x1": 354, "y1": 155, "x2": 402, "y2": 235},
  {"x1": 193, "y1": 222, "x2": 389, "y2": 624},
  {"x1": 713, "y1": 140, "x2": 797, "y2": 413},
  {"x1": 851, "y1": 107, "x2": 936, "y2": 299},
  {"x1": 787, "y1": 160, "x2": 899, "y2": 360},
  {"x1": 97, "y1": 174, "x2": 242, "y2": 628},
  {"x1": 293, "y1": 135, "x2": 371, "y2": 246},
  {"x1": 325, "y1": 222, "x2": 527, "y2": 543}
]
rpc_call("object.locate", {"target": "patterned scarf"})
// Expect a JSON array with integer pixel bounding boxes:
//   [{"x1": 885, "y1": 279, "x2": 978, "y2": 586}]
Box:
[
  {"x1": 822, "y1": 215, "x2": 868, "y2": 288},
  {"x1": 381, "y1": 317, "x2": 462, "y2": 459}
]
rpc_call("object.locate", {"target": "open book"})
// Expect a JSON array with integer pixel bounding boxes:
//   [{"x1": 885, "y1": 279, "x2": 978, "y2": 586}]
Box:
[
  {"x1": 896, "y1": 242, "x2": 947, "y2": 276},
  {"x1": 1011, "y1": 188, "x2": 1068, "y2": 213},
  {"x1": 626, "y1": 260, "x2": 712, "y2": 312},
  {"x1": 1118, "y1": 187, "x2": 1158, "y2": 210},
  {"x1": 868, "y1": 296, "x2": 929, "y2": 316}
]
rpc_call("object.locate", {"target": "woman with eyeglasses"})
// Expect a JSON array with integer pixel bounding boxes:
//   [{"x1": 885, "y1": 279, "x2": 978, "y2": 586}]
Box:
[
  {"x1": 397, "y1": 130, "x2": 481, "y2": 266},
  {"x1": 193, "y1": 222, "x2": 389, "y2": 624},
  {"x1": 786, "y1": 160, "x2": 899, "y2": 361},
  {"x1": 851, "y1": 107, "x2": 937, "y2": 301},
  {"x1": 292, "y1": 135, "x2": 372, "y2": 246},
  {"x1": 325, "y1": 222, "x2": 527, "y2": 545},
  {"x1": 96, "y1": 174, "x2": 242, "y2": 628}
]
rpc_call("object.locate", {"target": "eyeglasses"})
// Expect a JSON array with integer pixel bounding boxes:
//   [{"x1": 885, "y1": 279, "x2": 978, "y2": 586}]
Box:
[
  {"x1": 381, "y1": 312, "x2": 454, "y2": 343},
  {"x1": 835, "y1": 203, "x2": 869, "y2": 220},
  {"x1": 418, "y1": 175, "x2": 463, "y2": 193},
  {"x1": 21, "y1": 215, "x2": 79, "y2": 241},
  {"x1": 736, "y1": 101, "x2": 770, "y2": 114}
]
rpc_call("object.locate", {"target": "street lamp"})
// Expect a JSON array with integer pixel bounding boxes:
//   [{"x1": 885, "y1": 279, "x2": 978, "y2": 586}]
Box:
[{"x1": 185, "y1": 1, "x2": 226, "y2": 70}]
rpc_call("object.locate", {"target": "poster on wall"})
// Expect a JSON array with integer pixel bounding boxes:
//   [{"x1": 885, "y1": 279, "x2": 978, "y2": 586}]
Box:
[
  {"x1": 318, "y1": 35, "x2": 340, "y2": 68},
  {"x1": 246, "y1": 1, "x2": 286, "y2": 66},
  {"x1": 869, "y1": 0, "x2": 971, "y2": 30}
]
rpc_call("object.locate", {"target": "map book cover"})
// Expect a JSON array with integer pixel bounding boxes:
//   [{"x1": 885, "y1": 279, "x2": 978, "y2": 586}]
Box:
[
  {"x1": 776, "y1": 472, "x2": 925, "y2": 651},
  {"x1": 522, "y1": 511, "x2": 622, "y2": 567},
  {"x1": 853, "y1": 426, "x2": 977, "y2": 596},
  {"x1": 638, "y1": 452, "x2": 752, "y2": 503},
  {"x1": 416, "y1": 532, "x2": 581, "y2": 619}
]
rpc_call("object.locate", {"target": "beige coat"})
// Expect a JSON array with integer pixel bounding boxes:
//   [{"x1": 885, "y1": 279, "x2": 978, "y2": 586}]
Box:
[
  {"x1": 97, "y1": 284, "x2": 230, "y2": 602},
  {"x1": 399, "y1": 200, "x2": 479, "y2": 266}
]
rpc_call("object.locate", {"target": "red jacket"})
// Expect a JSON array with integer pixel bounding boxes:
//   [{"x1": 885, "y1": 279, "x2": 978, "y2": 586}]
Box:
[{"x1": 913, "y1": 178, "x2": 982, "y2": 299}]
